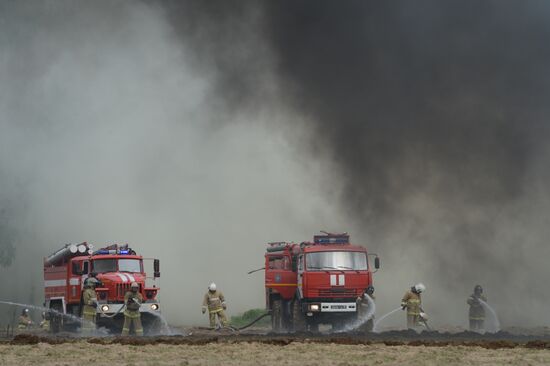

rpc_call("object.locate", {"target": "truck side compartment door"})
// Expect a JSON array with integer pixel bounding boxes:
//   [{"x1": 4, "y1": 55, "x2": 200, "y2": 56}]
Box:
[{"x1": 69, "y1": 260, "x2": 82, "y2": 303}]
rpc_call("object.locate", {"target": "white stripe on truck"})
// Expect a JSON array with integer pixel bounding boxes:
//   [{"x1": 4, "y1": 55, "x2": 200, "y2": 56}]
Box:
[{"x1": 45, "y1": 280, "x2": 66, "y2": 287}]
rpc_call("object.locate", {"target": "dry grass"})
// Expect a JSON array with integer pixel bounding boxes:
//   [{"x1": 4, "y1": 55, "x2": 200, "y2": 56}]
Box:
[{"x1": 1, "y1": 342, "x2": 550, "y2": 366}]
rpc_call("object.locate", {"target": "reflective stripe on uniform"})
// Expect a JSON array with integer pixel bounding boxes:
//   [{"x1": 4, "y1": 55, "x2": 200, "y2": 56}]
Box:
[{"x1": 124, "y1": 310, "x2": 141, "y2": 318}]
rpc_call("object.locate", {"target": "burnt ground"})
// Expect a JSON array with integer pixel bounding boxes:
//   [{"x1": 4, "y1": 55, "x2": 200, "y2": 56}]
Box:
[
  {"x1": 3, "y1": 328, "x2": 550, "y2": 365},
  {"x1": 4, "y1": 327, "x2": 550, "y2": 349}
]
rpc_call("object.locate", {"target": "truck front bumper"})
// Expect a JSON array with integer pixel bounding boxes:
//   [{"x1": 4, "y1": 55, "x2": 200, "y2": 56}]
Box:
[
  {"x1": 97, "y1": 302, "x2": 161, "y2": 316},
  {"x1": 306, "y1": 302, "x2": 357, "y2": 313}
]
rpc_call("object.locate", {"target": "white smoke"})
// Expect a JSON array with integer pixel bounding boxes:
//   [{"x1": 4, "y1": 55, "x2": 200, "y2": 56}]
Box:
[{"x1": 0, "y1": 1, "x2": 347, "y2": 325}]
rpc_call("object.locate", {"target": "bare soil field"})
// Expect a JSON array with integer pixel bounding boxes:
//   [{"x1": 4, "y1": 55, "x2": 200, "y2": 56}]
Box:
[
  {"x1": 2, "y1": 332, "x2": 550, "y2": 366},
  {"x1": 2, "y1": 340, "x2": 550, "y2": 366}
]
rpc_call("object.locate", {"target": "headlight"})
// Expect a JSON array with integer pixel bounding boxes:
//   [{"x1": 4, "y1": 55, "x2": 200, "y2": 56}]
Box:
[
  {"x1": 150, "y1": 304, "x2": 159, "y2": 311},
  {"x1": 101, "y1": 305, "x2": 110, "y2": 312},
  {"x1": 310, "y1": 304, "x2": 319, "y2": 311}
]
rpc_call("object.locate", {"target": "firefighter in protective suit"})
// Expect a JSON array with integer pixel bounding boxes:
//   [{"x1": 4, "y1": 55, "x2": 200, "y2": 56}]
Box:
[
  {"x1": 467, "y1": 285, "x2": 487, "y2": 331},
  {"x1": 81, "y1": 277, "x2": 98, "y2": 334},
  {"x1": 202, "y1": 283, "x2": 228, "y2": 329},
  {"x1": 356, "y1": 285, "x2": 375, "y2": 331},
  {"x1": 40, "y1": 312, "x2": 50, "y2": 332},
  {"x1": 401, "y1": 283, "x2": 426, "y2": 329},
  {"x1": 18, "y1": 308, "x2": 33, "y2": 330},
  {"x1": 122, "y1": 282, "x2": 144, "y2": 336}
]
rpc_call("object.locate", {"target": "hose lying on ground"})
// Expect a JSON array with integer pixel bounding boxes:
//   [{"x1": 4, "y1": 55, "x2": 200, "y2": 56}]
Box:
[{"x1": 229, "y1": 311, "x2": 271, "y2": 331}]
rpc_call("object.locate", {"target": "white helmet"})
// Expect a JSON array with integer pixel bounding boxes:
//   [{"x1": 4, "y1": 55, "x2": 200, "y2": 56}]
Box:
[
  {"x1": 130, "y1": 282, "x2": 139, "y2": 289},
  {"x1": 208, "y1": 282, "x2": 217, "y2": 292},
  {"x1": 414, "y1": 283, "x2": 426, "y2": 293}
]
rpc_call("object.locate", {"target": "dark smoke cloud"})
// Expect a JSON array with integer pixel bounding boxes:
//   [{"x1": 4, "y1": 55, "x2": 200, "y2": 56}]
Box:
[
  {"x1": 134, "y1": 0, "x2": 550, "y2": 328},
  {"x1": 260, "y1": 1, "x2": 550, "y2": 326},
  {"x1": 3, "y1": 0, "x2": 550, "y2": 329}
]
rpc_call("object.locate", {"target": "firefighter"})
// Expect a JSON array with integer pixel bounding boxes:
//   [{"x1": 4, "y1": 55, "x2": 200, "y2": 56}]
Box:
[
  {"x1": 401, "y1": 283, "x2": 426, "y2": 329},
  {"x1": 81, "y1": 277, "x2": 98, "y2": 335},
  {"x1": 356, "y1": 285, "x2": 375, "y2": 331},
  {"x1": 122, "y1": 282, "x2": 144, "y2": 336},
  {"x1": 467, "y1": 285, "x2": 487, "y2": 331},
  {"x1": 202, "y1": 283, "x2": 228, "y2": 329},
  {"x1": 18, "y1": 308, "x2": 33, "y2": 330},
  {"x1": 39, "y1": 312, "x2": 50, "y2": 332}
]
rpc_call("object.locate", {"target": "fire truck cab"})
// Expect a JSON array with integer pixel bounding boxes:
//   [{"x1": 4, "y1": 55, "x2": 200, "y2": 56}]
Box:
[{"x1": 265, "y1": 232, "x2": 380, "y2": 332}]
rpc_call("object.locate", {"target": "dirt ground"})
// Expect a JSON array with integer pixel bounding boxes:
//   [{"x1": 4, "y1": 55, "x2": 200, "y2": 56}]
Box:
[
  {"x1": 3, "y1": 328, "x2": 550, "y2": 365},
  {"x1": 2, "y1": 339, "x2": 550, "y2": 366}
]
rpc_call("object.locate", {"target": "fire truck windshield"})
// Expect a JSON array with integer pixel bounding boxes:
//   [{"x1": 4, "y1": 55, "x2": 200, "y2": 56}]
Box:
[
  {"x1": 93, "y1": 259, "x2": 117, "y2": 273},
  {"x1": 118, "y1": 259, "x2": 141, "y2": 273},
  {"x1": 92, "y1": 259, "x2": 141, "y2": 273},
  {"x1": 306, "y1": 251, "x2": 368, "y2": 271}
]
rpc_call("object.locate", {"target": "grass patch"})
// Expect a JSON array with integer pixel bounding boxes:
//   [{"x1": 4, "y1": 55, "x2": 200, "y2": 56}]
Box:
[{"x1": 230, "y1": 309, "x2": 270, "y2": 328}]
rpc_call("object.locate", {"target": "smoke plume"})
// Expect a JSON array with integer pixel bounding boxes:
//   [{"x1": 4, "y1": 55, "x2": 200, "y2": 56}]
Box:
[
  {"x1": 261, "y1": 1, "x2": 550, "y2": 327},
  {"x1": 2, "y1": 0, "x2": 550, "y2": 329},
  {"x1": 0, "y1": 0, "x2": 345, "y2": 324}
]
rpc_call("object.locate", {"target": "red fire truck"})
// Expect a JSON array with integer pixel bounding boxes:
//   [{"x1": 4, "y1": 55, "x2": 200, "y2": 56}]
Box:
[
  {"x1": 44, "y1": 242, "x2": 161, "y2": 333},
  {"x1": 265, "y1": 232, "x2": 380, "y2": 332}
]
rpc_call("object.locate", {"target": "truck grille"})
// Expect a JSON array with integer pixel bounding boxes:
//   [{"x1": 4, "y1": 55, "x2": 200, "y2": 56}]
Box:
[{"x1": 318, "y1": 288, "x2": 358, "y2": 297}]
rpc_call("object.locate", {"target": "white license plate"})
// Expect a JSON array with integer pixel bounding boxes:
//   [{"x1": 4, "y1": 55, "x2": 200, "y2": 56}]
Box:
[{"x1": 320, "y1": 303, "x2": 357, "y2": 312}]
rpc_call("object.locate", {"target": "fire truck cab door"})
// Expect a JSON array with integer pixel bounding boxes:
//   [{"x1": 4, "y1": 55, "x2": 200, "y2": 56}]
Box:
[
  {"x1": 69, "y1": 260, "x2": 83, "y2": 302},
  {"x1": 297, "y1": 254, "x2": 304, "y2": 298}
]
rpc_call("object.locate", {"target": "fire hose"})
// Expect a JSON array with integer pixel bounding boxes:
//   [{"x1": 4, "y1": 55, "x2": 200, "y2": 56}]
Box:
[
  {"x1": 98, "y1": 297, "x2": 144, "y2": 318},
  {"x1": 229, "y1": 311, "x2": 271, "y2": 331},
  {"x1": 97, "y1": 303, "x2": 127, "y2": 318}
]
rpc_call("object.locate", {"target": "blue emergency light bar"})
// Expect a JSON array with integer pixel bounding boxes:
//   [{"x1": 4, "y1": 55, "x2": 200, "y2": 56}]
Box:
[
  {"x1": 93, "y1": 249, "x2": 131, "y2": 255},
  {"x1": 313, "y1": 235, "x2": 350, "y2": 244}
]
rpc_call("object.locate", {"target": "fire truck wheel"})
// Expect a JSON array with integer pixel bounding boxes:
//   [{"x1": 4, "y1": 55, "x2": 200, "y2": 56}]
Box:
[
  {"x1": 271, "y1": 299, "x2": 283, "y2": 333},
  {"x1": 308, "y1": 321, "x2": 319, "y2": 332},
  {"x1": 50, "y1": 302, "x2": 63, "y2": 334},
  {"x1": 291, "y1": 299, "x2": 306, "y2": 332}
]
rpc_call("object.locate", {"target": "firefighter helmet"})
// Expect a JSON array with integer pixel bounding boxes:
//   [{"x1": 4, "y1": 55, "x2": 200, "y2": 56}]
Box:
[
  {"x1": 474, "y1": 284, "x2": 483, "y2": 294},
  {"x1": 208, "y1": 283, "x2": 217, "y2": 292},
  {"x1": 84, "y1": 278, "x2": 96, "y2": 288},
  {"x1": 22, "y1": 308, "x2": 29, "y2": 315},
  {"x1": 414, "y1": 283, "x2": 426, "y2": 293},
  {"x1": 366, "y1": 285, "x2": 375, "y2": 295},
  {"x1": 130, "y1": 282, "x2": 139, "y2": 289}
]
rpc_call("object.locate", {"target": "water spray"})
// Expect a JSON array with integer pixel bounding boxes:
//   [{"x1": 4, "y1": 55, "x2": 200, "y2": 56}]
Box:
[
  {"x1": 478, "y1": 298, "x2": 500, "y2": 333},
  {"x1": 373, "y1": 307, "x2": 402, "y2": 333},
  {"x1": 144, "y1": 309, "x2": 173, "y2": 336},
  {"x1": 334, "y1": 293, "x2": 376, "y2": 333},
  {"x1": 0, "y1": 300, "x2": 85, "y2": 324}
]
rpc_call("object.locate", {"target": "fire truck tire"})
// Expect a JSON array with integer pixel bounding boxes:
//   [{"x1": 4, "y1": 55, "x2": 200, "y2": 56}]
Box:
[
  {"x1": 271, "y1": 299, "x2": 283, "y2": 333},
  {"x1": 50, "y1": 302, "x2": 63, "y2": 334},
  {"x1": 308, "y1": 321, "x2": 319, "y2": 332},
  {"x1": 291, "y1": 299, "x2": 306, "y2": 332}
]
